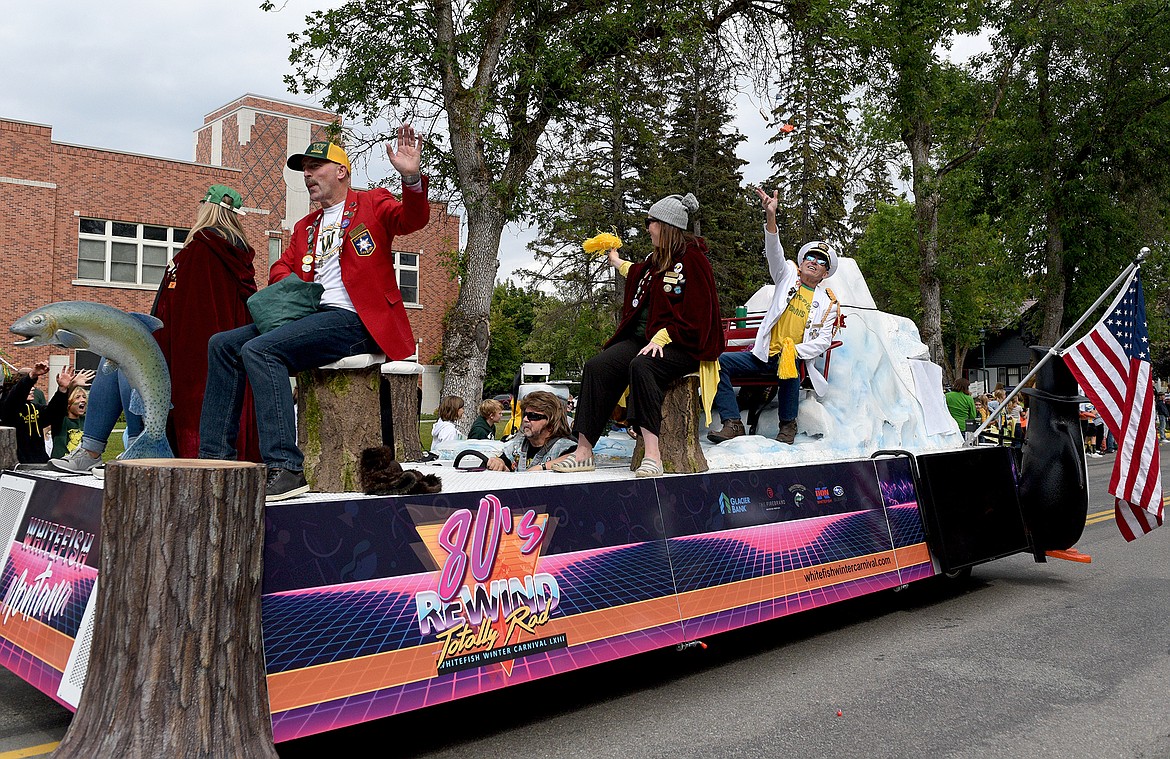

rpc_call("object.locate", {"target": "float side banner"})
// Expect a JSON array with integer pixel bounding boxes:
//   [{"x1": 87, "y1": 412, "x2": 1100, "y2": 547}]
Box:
[
  {"x1": 262, "y1": 479, "x2": 679, "y2": 743},
  {"x1": 873, "y1": 456, "x2": 935, "y2": 585},
  {"x1": 655, "y1": 459, "x2": 932, "y2": 640},
  {"x1": 0, "y1": 474, "x2": 102, "y2": 702}
]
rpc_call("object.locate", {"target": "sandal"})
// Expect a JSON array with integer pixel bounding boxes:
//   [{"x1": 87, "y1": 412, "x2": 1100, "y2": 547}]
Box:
[
  {"x1": 550, "y1": 456, "x2": 595, "y2": 473},
  {"x1": 634, "y1": 458, "x2": 663, "y2": 478}
]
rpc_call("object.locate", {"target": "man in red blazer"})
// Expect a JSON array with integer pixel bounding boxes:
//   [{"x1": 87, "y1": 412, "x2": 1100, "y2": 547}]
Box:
[{"x1": 199, "y1": 125, "x2": 430, "y2": 501}]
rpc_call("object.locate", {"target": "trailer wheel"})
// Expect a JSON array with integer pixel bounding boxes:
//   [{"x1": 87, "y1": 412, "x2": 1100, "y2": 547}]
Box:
[{"x1": 943, "y1": 566, "x2": 972, "y2": 582}]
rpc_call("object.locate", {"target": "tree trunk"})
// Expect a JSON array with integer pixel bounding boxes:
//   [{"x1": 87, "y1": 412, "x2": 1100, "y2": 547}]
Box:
[
  {"x1": 52, "y1": 459, "x2": 276, "y2": 759},
  {"x1": 905, "y1": 119, "x2": 945, "y2": 372},
  {"x1": 1039, "y1": 208, "x2": 1067, "y2": 346},
  {"x1": 1036, "y1": 35, "x2": 1066, "y2": 348},
  {"x1": 439, "y1": 205, "x2": 505, "y2": 424},
  {"x1": 0, "y1": 427, "x2": 15, "y2": 471}
]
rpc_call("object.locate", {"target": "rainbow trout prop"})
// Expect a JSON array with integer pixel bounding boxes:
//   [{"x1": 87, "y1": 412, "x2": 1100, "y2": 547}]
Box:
[{"x1": 10, "y1": 302, "x2": 173, "y2": 460}]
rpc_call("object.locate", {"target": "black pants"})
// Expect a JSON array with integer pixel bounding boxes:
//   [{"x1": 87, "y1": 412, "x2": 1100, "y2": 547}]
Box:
[{"x1": 573, "y1": 338, "x2": 699, "y2": 444}]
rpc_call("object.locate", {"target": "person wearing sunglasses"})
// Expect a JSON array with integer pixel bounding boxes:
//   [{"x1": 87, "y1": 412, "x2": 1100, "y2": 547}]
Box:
[
  {"x1": 486, "y1": 391, "x2": 576, "y2": 472},
  {"x1": 707, "y1": 186, "x2": 840, "y2": 446},
  {"x1": 553, "y1": 192, "x2": 724, "y2": 478}
]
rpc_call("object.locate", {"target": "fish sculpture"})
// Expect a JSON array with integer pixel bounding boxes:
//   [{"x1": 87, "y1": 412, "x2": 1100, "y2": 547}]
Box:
[{"x1": 10, "y1": 302, "x2": 173, "y2": 460}]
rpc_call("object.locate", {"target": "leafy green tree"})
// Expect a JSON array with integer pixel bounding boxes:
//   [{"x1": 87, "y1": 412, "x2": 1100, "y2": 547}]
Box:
[
  {"x1": 483, "y1": 281, "x2": 542, "y2": 396},
  {"x1": 851, "y1": 0, "x2": 1029, "y2": 372},
  {"x1": 762, "y1": 0, "x2": 858, "y2": 252},
  {"x1": 854, "y1": 171, "x2": 1028, "y2": 380},
  {"x1": 981, "y1": 0, "x2": 1170, "y2": 346},
  {"x1": 271, "y1": 0, "x2": 766, "y2": 407}
]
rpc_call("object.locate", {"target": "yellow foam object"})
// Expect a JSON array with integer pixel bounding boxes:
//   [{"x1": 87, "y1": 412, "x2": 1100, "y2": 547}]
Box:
[
  {"x1": 583, "y1": 232, "x2": 623, "y2": 255},
  {"x1": 778, "y1": 337, "x2": 798, "y2": 379}
]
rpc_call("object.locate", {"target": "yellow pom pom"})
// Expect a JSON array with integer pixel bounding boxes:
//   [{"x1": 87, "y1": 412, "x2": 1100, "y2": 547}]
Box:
[
  {"x1": 778, "y1": 337, "x2": 798, "y2": 379},
  {"x1": 582, "y1": 232, "x2": 623, "y2": 255}
]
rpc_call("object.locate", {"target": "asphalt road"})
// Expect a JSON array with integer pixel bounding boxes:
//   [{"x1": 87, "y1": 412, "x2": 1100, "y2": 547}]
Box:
[{"x1": 3, "y1": 454, "x2": 1167, "y2": 759}]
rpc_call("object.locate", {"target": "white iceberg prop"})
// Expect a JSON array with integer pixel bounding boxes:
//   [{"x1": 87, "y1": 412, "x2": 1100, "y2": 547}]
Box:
[{"x1": 702, "y1": 257, "x2": 962, "y2": 472}]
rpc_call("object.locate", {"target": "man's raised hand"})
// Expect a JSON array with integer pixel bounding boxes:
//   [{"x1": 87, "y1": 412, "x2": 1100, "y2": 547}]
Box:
[{"x1": 387, "y1": 124, "x2": 422, "y2": 178}]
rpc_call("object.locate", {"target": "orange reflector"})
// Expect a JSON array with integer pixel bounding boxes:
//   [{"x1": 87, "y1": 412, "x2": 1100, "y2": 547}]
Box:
[{"x1": 1045, "y1": 548, "x2": 1092, "y2": 563}]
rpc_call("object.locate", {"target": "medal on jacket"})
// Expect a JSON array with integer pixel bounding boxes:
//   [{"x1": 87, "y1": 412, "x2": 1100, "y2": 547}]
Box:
[{"x1": 304, "y1": 216, "x2": 322, "y2": 273}]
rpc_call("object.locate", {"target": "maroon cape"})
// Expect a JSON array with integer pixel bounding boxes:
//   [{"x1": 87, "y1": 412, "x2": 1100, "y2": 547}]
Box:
[
  {"x1": 152, "y1": 228, "x2": 261, "y2": 461},
  {"x1": 608, "y1": 237, "x2": 725, "y2": 361}
]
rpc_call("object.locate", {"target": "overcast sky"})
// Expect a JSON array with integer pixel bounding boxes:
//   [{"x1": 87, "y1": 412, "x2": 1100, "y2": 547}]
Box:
[
  {"x1": 1, "y1": 2, "x2": 981, "y2": 281},
  {"x1": 0, "y1": 1, "x2": 781, "y2": 281}
]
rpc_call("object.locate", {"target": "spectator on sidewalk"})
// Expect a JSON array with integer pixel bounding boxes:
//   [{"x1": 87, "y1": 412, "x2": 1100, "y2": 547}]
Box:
[{"x1": 945, "y1": 378, "x2": 978, "y2": 433}]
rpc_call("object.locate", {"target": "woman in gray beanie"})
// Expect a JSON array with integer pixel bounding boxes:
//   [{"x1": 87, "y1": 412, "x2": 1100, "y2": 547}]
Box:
[{"x1": 552, "y1": 193, "x2": 725, "y2": 477}]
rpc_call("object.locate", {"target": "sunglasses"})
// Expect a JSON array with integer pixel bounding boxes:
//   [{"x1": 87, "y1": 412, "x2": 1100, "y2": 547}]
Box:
[
  {"x1": 522, "y1": 411, "x2": 548, "y2": 421},
  {"x1": 644, "y1": 218, "x2": 657, "y2": 228},
  {"x1": 803, "y1": 255, "x2": 829, "y2": 267}
]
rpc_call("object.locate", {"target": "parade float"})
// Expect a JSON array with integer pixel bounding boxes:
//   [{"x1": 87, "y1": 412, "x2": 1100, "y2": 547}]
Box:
[{"x1": 0, "y1": 255, "x2": 1092, "y2": 744}]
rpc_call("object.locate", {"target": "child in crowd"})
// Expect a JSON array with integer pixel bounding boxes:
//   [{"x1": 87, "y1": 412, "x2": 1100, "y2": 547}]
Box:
[
  {"x1": 468, "y1": 399, "x2": 502, "y2": 440},
  {"x1": 50, "y1": 386, "x2": 89, "y2": 459},
  {"x1": 431, "y1": 396, "x2": 466, "y2": 449}
]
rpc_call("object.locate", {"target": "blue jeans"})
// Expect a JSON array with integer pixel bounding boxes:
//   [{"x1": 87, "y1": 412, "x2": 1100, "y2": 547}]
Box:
[
  {"x1": 79, "y1": 361, "x2": 145, "y2": 456},
  {"x1": 712, "y1": 350, "x2": 800, "y2": 424},
  {"x1": 198, "y1": 307, "x2": 379, "y2": 471}
]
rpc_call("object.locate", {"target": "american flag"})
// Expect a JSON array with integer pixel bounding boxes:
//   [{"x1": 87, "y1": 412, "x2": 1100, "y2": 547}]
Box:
[{"x1": 1062, "y1": 270, "x2": 1163, "y2": 541}]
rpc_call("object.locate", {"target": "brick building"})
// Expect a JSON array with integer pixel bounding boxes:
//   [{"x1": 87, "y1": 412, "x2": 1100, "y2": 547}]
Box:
[{"x1": 0, "y1": 94, "x2": 459, "y2": 409}]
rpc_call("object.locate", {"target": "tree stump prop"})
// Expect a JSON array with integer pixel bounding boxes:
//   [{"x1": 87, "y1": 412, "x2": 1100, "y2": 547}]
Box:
[
  {"x1": 298, "y1": 360, "x2": 383, "y2": 493},
  {"x1": 381, "y1": 361, "x2": 424, "y2": 462},
  {"x1": 0, "y1": 426, "x2": 16, "y2": 472},
  {"x1": 52, "y1": 459, "x2": 276, "y2": 759},
  {"x1": 631, "y1": 374, "x2": 709, "y2": 474}
]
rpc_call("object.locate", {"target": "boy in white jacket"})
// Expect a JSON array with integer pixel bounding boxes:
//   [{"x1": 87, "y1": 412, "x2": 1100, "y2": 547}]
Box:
[{"x1": 708, "y1": 187, "x2": 840, "y2": 444}]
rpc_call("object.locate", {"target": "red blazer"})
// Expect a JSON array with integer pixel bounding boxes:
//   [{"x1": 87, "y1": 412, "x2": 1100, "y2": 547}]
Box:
[{"x1": 271, "y1": 181, "x2": 431, "y2": 359}]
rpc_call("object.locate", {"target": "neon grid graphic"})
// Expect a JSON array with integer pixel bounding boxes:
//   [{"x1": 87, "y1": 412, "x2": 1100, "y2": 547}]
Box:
[{"x1": 0, "y1": 457, "x2": 941, "y2": 744}]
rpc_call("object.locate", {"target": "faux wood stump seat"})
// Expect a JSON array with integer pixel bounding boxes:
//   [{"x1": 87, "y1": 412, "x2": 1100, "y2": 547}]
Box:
[
  {"x1": 631, "y1": 373, "x2": 708, "y2": 474},
  {"x1": 52, "y1": 459, "x2": 277, "y2": 759},
  {"x1": 297, "y1": 352, "x2": 385, "y2": 493},
  {"x1": 0, "y1": 427, "x2": 15, "y2": 472},
  {"x1": 380, "y1": 361, "x2": 424, "y2": 462}
]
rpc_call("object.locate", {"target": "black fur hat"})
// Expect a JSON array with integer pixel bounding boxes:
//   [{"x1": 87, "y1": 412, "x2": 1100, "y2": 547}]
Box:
[{"x1": 359, "y1": 447, "x2": 442, "y2": 496}]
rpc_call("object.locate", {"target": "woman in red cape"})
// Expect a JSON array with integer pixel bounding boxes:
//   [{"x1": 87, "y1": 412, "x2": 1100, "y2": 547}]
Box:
[{"x1": 153, "y1": 185, "x2": 261, "y2": 460}]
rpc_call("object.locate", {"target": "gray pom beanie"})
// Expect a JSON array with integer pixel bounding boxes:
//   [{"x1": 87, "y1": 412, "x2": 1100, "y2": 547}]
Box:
[{"x1": 647, "y1": 193, "x2": 700, "y2": 230}]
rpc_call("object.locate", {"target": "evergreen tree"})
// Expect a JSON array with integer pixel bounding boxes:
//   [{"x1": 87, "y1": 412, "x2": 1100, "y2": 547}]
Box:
[{"x1": 637, "y1": 51, "x2": 765, "y2": 315}]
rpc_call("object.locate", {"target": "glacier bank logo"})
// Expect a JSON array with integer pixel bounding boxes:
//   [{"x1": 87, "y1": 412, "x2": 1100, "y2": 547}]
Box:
[{"x1": 719, "y1": 493, "x2": 750, "y2": 515}]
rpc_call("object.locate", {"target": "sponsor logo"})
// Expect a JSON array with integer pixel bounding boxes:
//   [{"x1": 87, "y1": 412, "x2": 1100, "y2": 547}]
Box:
[
  {"x1": 832, "y1": 485, "x2": 845, "y2": 497},
  {"x1": 788, "y1": 483, "x2": 808, "y2": 507},
  {"x1": 719, "y1": 493, "x2": 750, "y2": 514},
  {"x1": 815, "y1": 484, "x2": 832, "y2": 504}
]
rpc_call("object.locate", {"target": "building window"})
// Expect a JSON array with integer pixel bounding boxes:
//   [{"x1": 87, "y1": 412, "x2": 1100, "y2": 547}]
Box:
[
  {"x1": 268, "y1": 236, "x2": 282, "y2": 270},
  {"x1": 395, "y1": 250, "x2": 419, "y2": 305},
  {"x1": 77, "y1": 218, "x2": 189, "y2": 287}
]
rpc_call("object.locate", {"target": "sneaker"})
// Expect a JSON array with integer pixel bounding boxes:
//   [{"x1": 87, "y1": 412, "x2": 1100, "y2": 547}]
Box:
[
  {"x1": 707, "y1": 418, "x2": 746, "y2": 444},
  {"x1": 92, "y1": 464, "x2": 105, "y2": 480},
  {"x1": 50, "y1": 448, "x2": 103, "y2": 474},
  {"x1": 266, "y1": 468, "x2": 309, "y2": 502}
]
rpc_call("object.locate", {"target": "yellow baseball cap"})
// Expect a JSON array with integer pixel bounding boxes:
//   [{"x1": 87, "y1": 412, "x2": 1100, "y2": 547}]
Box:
[{"x1": 287, "y1": 141, "x2": 351, "y2": 173}]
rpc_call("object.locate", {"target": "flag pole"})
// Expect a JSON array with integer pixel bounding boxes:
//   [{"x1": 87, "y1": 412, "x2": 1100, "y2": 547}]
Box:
[{"x1": 966, "y1": 247, "x2": 1150, "y2": 444}]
